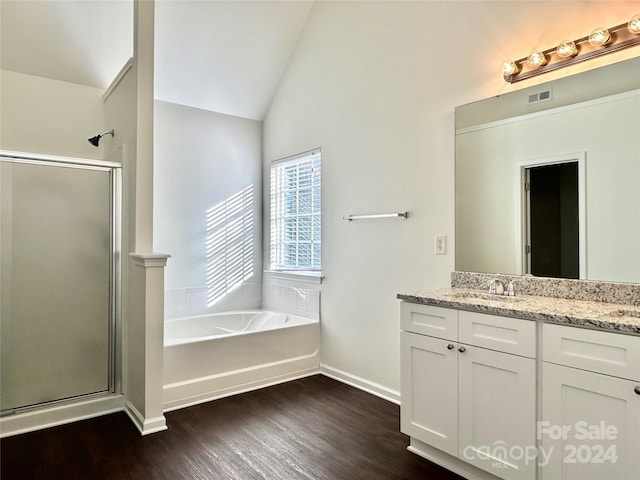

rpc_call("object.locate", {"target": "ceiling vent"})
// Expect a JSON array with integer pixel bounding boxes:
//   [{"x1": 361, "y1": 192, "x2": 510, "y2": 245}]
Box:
[{"x1": 528, "y1": 89, "x2": 552, "y2": 105}]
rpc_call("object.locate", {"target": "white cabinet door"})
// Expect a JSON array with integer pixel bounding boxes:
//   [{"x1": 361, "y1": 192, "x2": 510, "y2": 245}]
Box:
[
  {"x1": 400, "y1": 331, "x2": 458, "y2": 456},
  {"x1": 542, "y1": 362, "x2": 640, "y2": 480},
  {"x1": 458, "y1": 345, "x2": 537, "y2": 480}
]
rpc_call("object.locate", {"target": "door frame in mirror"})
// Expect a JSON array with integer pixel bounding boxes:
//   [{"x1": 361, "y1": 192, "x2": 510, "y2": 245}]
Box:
[{"x1": 515, "y1": 152, "x2": 586, "y2": 278}]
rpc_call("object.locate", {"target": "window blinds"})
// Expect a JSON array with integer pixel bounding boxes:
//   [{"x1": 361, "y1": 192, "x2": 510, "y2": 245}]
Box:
[{"x1": 270, "y1": 149, "x2": 321, "y2": 271}]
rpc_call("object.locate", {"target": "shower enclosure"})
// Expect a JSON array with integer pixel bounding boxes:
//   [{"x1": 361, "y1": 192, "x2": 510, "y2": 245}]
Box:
[{"x1": 0, "y1": 153, "x2": 120, "y2": 415}]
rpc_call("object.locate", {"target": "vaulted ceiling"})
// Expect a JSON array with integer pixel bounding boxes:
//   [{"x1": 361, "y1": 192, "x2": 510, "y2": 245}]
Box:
[
  {"x1": 0, "y1": 1, "x2": 133, "y2": 89},
  {"x1": 0, "y1": 0, "x2": 313, "y2": 120}
]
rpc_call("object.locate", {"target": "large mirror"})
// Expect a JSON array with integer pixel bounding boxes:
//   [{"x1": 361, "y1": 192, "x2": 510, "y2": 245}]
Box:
[{"x1": 455, "y1": 57, "x2": 640, "y2": 283}]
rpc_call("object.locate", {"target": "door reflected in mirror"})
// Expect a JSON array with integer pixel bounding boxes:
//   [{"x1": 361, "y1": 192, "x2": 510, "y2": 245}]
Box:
[{"x1": 526, "y1": 162, "x2": 579, "y2": 279}]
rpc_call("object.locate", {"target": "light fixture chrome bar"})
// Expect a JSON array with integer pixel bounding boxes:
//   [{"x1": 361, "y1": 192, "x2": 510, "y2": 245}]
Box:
[
  {"x1": 343, "y1": 211, "x2": 408, "y2": 221},
  {"x1": 504, "y1": 18, "x2": 640, "y2": 83}
]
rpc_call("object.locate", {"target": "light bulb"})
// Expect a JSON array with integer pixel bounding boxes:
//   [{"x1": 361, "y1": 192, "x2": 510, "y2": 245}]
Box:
[
  {"x1": 501, "y1": 61, "x2": 520, "y2": 76},
  {"x1": 588, "y1": 28, "x2": 611, "y2": 47},
  {"x1": 526, "y1": 52, "x2": 547, "y2": 68},
  {"x1": 628, "y1": 14, "x2": 640, "y2": 34},
  {"x1": 557, "y1": 40, "x2": 578, "y2": 58}
]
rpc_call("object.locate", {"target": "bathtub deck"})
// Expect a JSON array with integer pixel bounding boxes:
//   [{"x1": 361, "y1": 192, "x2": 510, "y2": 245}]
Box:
[{"x1": 1, "y1": 375, "x2": 463, "y2": 480}]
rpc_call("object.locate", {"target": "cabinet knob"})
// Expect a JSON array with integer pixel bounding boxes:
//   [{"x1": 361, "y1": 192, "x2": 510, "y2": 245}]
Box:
[
  {"x1": 447, "y1": 343, "x2": 455, "y2": 350},
  {"x1": 635, "y1": 386, "x2": 640, "y2": 395},
  {"x1": 458, "y1": 346, "x2": 466, "y2": 353}
]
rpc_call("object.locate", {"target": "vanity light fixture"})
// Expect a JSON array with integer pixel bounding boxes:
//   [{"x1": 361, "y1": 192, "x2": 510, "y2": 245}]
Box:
[
  {"x1": 588, "y1": 28, "x2": 611, "y2": 47},
  {"x1": 501, "y1": 60, "x2": 520, "y2": 76},
  {"x1": 503, "y1": 13, "x2": 640, "y2": 83},
  {"x1": 556, "y1": 40, "x2": 578, "y2": 58},
  {"x1": 526, "y1": 52, "x2": 547, "y2": 68},
  {"x1": 629, "y1": 14, "x2": 640, "y2": 34}
]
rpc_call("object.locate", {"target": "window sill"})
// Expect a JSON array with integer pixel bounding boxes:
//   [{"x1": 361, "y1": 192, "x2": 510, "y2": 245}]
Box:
[{"x1": 264, "y1": 270, "x2": 323, "y2": 284}]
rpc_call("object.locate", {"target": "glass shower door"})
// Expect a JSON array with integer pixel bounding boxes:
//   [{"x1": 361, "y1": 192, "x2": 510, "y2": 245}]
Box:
[{"x1": 1, "y1": 157, "x2": 116, "y2": 412}]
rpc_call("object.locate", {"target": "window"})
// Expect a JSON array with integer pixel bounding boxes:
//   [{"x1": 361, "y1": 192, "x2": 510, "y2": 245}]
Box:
[{"x1": 270, "y1": 149, "x2": 321, "y2": 271}]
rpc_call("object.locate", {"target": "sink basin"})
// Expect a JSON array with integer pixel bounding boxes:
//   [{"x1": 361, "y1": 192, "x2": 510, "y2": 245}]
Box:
[
  {"x1": 605, "y1": 309, "x2": 640, "y2": 319},
  {"x1": 444, "y1": 291, "x2": 523, "y2": 303}
]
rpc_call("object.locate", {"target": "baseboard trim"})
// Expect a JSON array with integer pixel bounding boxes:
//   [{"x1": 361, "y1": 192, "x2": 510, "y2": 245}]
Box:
[
  {"x1": 0, "y1": 394, "x2": 125, "y2": 438},
  {"x1": 408, "y1": 438, "x2": 500, "y2": 480},
  {"x1": 319, "y1": 364, "x2": 401, "y2": 404},
  {"x1": 124, "y1": 400, "x2": 167, "y2": 435},
  {"x1": 163, "y1": 367, "x2": 320, "y2": 412},
  {"x1": 0, "y1": 367, "x2": 399, "y2": 438}
]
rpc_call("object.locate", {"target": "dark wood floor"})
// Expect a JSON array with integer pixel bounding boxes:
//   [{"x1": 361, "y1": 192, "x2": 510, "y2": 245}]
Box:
[{"x1": 1, "y1": 375, "x2": 464, "y2": 479}]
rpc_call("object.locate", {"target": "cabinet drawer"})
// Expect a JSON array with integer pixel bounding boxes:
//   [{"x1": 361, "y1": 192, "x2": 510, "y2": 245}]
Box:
[
  {"x1": 543, "y1": 323, "x2": 640, "y2": 381},
  {"x1": 458, "y1": 311, "x2": 536, "y2": 358},
  {"x1": 400, "y1": 302, "x2": 457, "y2": 340}
]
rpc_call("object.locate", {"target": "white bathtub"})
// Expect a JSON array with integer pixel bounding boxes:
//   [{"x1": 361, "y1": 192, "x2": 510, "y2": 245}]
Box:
[
  {"x1": 164, "y1": 310, "x2": 315, "y2": 346},
  {"x1": 163, "y1": 310, "x2": 319, "y2": 411}
]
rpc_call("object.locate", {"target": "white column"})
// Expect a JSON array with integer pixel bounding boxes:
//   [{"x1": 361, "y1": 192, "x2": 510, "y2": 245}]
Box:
[{"x1": 126, "y1": 253, "x2": 170, "y2": 435}]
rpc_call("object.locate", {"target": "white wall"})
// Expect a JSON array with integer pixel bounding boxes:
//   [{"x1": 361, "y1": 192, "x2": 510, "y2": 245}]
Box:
[
  {"x1": 103, "y1": 61, "x2": 140, "y2": 408},
  {"x1": 0, "y1": 70, "x2": 104, "y2": 159},
  {"x1": 153, "y1": 101, "x2": 263, "y2": 318},
  {"x1": 262, "y1": 1, "x2": 640, "y2": 395}
]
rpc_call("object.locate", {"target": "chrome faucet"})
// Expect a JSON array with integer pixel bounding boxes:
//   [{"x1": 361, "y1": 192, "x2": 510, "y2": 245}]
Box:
[
  {"x1": 488, "y1": 278, "x2": 504, "y2": 295},
  {"x1": 506, "y1": 280, "x2": 516, "y2": 296}
]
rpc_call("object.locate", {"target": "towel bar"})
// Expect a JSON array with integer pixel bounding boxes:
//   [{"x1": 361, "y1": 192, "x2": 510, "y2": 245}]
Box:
[{"x1": 343, "y1": 212, "x2": 408, "y2": 221}]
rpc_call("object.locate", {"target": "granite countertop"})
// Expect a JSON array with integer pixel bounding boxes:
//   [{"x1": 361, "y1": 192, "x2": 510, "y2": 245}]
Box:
[{"x1": 397, "y1": 288, "x2": 640, "y2": 336}]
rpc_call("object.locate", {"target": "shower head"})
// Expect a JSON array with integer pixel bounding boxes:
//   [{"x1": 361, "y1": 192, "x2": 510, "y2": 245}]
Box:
[{"x1": 88, "y1": 129, "x2": 115, "y2": 147}]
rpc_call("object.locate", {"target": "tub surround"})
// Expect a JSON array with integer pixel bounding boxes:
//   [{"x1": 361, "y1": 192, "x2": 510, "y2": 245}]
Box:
[
  {"x1": 164, "y1": 275, "x2": 321, "y2": 321},
  {"x1": 397, "y1": 272, "x2": 640, "y2": 336},
  {"x1": 262, "y1": 280, "x2": 321, "y2": 321}
]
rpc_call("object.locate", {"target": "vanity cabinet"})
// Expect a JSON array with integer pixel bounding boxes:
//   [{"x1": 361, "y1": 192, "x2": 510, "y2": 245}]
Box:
[
  {"x1": 541, "y1": 324, "x2": 640, "y2": 480},
  {"x1": 401, "y1": 302, "x2": 537, "y2": 480}
]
